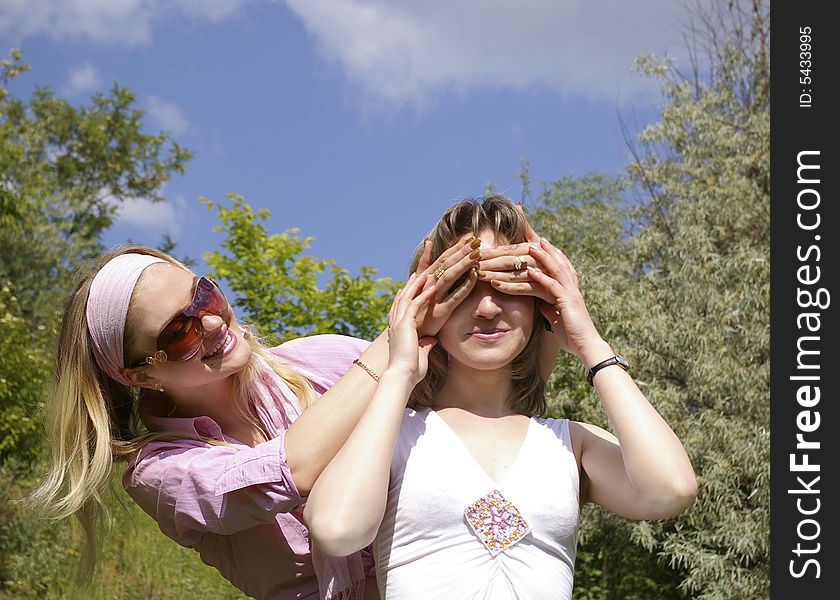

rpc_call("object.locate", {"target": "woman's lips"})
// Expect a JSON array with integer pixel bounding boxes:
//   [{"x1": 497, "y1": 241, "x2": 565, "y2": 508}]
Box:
[{"x1": 469, "y1": 329, "x2": 509, "y2": 341}]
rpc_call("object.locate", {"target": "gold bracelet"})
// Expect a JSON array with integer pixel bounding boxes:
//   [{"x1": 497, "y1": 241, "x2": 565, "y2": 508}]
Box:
[{"x1": 352, "y1": 358, "x2": 380, "y2": 382}]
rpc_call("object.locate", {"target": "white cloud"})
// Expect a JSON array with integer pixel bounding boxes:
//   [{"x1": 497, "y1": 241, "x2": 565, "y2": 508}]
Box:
[
  {"x1": 114, "y1": 194, "x2": 186, "y2": 237},
  {"x1": 146, "y1": 96, "x2": 190, "y2": 134},
  {"x1": 0, "y1": 0, "x2": 254, "y2": 45},
  {"x1": 63, "y1": 63, "x2": 102, "y2": 96},
  {"x1": 283, "y1": 0, "x2": 691, "y2": 107},
  {"x1": 0, "y1": 0, "x2": 697, "y2": 109}
]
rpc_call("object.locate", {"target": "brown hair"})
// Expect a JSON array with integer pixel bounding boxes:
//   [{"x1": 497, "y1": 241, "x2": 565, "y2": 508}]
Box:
[
  {"x1": 28, "y1": 244, "x2": 315, "y2": 581},
  {"x1": 408, "y1": 194, "x2": 546, "y2": 416}
]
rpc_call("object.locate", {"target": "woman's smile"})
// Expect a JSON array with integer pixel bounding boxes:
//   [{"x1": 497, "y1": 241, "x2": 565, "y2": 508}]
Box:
[{"x1": 202, "y1": 327, "x2": 236, "y2": 362}]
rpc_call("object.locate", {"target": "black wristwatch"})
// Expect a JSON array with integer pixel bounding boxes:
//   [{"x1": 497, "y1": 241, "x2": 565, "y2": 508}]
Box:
[{"x1": 587, "y1": 354, "x2": 630, "y2": 386}]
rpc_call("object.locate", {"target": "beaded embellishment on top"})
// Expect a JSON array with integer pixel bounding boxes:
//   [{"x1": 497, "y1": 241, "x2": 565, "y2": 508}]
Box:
[{"x1": 464, "y1": 489, "x2": 531, "y2": 556}]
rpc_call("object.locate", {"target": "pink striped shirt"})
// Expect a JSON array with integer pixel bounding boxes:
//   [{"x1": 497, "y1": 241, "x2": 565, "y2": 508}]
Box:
[{"x1": 123, "y1": 334, "x2": 372, "y2": 600}]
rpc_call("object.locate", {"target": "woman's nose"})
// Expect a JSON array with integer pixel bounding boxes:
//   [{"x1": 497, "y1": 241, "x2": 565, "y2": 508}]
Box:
[
  {"x1": 200, "y1": 313, "x2": 226, "y2": 335},
  {"x1": 473, "y1": 291, "x2": 503, "y2": 319}
]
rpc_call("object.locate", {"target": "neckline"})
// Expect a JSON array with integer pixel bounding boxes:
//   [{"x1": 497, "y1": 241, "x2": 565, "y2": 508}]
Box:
[{"x1": 428, "y1": 409, "x2": 534, "y2": 487}]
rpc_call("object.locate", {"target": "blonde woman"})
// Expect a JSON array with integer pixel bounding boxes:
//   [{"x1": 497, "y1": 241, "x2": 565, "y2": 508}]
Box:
[
  {"x1": 29, "y1": 241, "x2": 492, "y2": 600},
  {"x1": 305, "y1": 196, "x2": 698, "y2": 599}
]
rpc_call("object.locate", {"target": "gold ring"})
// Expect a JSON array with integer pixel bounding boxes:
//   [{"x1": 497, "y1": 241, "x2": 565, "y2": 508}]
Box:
[
  {"x1": 513, "y1": 256, "x2": 527, "y2": 271},
  {"x1": 434, "y1": 266, "x2": 446, "y2": 280}
]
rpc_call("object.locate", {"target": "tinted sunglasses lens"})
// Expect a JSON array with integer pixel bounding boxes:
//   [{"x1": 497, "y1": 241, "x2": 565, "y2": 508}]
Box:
[
  {"x1": 151, "y1": 277, "x2": 231, "y2": 364},
  {"x1": 193, "y1": 278, "x2": 231, "y2": 321},
  {"x1": 157, "y1": 315, "x2": 202, "y2": 361}
]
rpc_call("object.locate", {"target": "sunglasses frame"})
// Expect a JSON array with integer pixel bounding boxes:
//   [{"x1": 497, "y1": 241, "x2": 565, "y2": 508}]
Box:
[{"x1": 131, "y1": 276, "x2": 231, "y2": 368}]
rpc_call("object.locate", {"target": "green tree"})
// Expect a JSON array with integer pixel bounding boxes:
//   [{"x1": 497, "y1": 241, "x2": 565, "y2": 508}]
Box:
[
  {"x1": 623, "y1": 1, "x2": 770, "y2": 596},
  {"x1": 0, "y1": 282, "x2": 50, "y2": 465},
  {"x1": 0, "y1": 49, "x2": 192, "y2": 327},
  {"x1": 525, "y1": 2, "x2": 769, "y2": 597},
  {"x1": 203, "y1": 193, "x2": 399, "y2": 343}
]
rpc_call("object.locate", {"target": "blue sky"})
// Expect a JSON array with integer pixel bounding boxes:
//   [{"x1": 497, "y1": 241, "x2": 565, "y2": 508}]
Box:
[{"x1": 2, "y1": 0, "x2": 689, "y2": 283}]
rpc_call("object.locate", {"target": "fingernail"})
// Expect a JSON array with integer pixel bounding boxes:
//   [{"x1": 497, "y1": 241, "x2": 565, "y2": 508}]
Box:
[
  {"x1": 470, "y1": 238, "x2": 481, "y2": 249},
  {"x1": 469, "y1": 249, "x2": 480, "y2": 260},
  {"x1": 464, "y1": 236, "x2": 476, "y2": 245},
  {"x1": 491, "y1": 280, "x2": 502, "y2": 287},
  {"x1": 477, "y1": 270, "x2": 487, "y2": 278},
  {"x1": 529, "y1": 243, "x2": 539, "y2": 252}
]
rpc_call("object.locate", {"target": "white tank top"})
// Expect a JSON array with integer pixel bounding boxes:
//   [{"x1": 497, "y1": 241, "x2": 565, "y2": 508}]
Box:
[{"x1": 375, "y1": 408, "x2": 580, "y2": 599}]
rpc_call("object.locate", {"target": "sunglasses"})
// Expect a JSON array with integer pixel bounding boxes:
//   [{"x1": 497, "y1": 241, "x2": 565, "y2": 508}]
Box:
[{"x1": 131, "y1": 276, "x2": 232, "y2": 368}]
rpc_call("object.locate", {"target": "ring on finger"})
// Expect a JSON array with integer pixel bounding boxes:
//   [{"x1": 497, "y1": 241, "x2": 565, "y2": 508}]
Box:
[
  {"x1": 513, "y1": 256, "x2": 527, "y2": 271},
  {"x1": 434, "y1": 266, "x2": 446, "y2": 280}
]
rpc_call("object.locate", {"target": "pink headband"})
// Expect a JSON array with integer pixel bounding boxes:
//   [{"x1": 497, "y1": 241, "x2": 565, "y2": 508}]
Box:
[{"x1": 86, "y1": 253, "x2": 167, "y2": 385}]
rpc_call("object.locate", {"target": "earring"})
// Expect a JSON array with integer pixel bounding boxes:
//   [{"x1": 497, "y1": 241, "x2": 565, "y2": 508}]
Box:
[{"x1": 151, "y1": 383, "x2": 166, "y2": 393}]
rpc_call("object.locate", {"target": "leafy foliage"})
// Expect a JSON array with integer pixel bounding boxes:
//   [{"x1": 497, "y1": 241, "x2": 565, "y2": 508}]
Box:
[
  {"x1": 0, "y1": 282, "x2": 51, "y2": 464},
  {"x1": 1, "y1": 51, "x2": 191, "y2": 326},
  {"x1": 203, "y1": 193, "x2": 400, "y2": 343},
  {"x1": 528, "y1": 2, "x2": 769, "y2": 598},
  {"x1": 622, "y1": 2, "x2": 770, "y2": 597},
  {"x1": 1, "y1": 467, "x2": 248, "y2": 599}
]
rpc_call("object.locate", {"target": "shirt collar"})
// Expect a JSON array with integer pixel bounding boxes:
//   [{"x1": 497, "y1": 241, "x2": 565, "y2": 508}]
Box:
[{"x1": 141, "y1": 395, "x2": 225, "y2": 439}]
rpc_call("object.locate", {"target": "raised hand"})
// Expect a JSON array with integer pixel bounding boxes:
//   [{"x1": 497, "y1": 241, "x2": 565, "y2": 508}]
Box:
[
  {"x1": 473, "y1": 207, "x2": 544, "y2": 297},
  {"x1": 489, "y1": 237, "x2": 605, "y2": 361},
  {"x1": 386, "y1": 272, "x2": 439, "y2": 388},
  {"x1": 413, "y1": 234, "x2": 480, "y2": 337},
  {"x1": 527, "y1": 239, "x2": 605, "y2": 360}
]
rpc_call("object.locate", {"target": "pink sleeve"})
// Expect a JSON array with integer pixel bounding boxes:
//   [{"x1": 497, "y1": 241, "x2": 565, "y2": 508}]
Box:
[
  {"x1": 123, "y1": 433, "x2": 301, "y2": 547},
  {"x1": 270, "y1": 334, "x2": 371, "y2": 394}
]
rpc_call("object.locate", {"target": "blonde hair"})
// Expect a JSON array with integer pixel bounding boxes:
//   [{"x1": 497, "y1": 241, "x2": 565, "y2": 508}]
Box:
[
  {"x1": 28, "y1": 244, "x2": 315, "y2": 581},
  {"x1": 408, "y1": 194, "x2": 546, "y2": 416}
]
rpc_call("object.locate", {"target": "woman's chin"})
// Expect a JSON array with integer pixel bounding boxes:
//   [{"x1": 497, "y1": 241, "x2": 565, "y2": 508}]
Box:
[
  {"x1": 447, "y1": 337, "x2": 527, "y2": 369},
  {"x1": 449, "y1": 349, "x2": 522, "y2": 372}
]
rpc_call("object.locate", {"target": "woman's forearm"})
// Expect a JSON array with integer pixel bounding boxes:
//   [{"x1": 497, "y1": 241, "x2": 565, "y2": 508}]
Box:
[
  {"x1": 582, "y1": 340, "x2": 698, "y2": 516},
  {"x1": 304, "y1": 369, "x2": 413, "y2": 556},
  {"x1": 285, "y1": 330, "x2": 390, "y2": 495}
]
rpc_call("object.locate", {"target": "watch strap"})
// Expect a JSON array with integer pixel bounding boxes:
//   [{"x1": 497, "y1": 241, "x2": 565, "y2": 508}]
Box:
[{"x1": 587, "y1": 354, "x2": 629, "y2": 386}]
